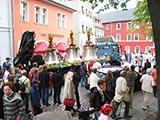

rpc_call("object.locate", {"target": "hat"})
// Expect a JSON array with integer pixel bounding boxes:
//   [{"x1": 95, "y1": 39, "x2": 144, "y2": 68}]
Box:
[{"x1": 32, "y1": 79, "x2": 40, "y2": 84}]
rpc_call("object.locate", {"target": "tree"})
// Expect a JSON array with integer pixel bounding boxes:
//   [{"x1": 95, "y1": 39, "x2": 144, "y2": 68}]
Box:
[{"x1": 82, "y1": 0, "x2": 160, "y2": 119}]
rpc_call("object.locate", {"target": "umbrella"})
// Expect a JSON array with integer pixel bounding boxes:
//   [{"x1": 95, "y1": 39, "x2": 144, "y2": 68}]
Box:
[
  {"x1": 34, "y1": 42, "x2": 48, "y2": 54},
  {"x1": 55, "y1": 42, "x2": 67, "y2": 52}
]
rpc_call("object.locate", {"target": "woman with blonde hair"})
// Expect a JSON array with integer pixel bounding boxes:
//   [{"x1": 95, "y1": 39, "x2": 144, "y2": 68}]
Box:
[{"x1": 63, "y1": 71, "x2": 76, "y2": 112}]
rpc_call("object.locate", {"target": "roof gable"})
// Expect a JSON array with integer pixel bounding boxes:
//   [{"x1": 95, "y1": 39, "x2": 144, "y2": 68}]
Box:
[{"x1": 98, "y1": 8, "x2": 135, "y2": 23}]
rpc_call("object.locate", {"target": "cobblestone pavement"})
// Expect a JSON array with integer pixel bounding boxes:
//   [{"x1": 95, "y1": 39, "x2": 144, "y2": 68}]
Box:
[
  {"x1": 43, "y1": 86, "x2": 90, "y2": 119},
  {"x1": 42, "y1": 86, "x2": 158, "y2": 120}
]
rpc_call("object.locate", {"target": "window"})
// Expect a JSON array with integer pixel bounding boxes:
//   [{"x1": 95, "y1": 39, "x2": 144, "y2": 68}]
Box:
[
  {"x1": 116, "y1": 23, "x2": 121, "y2": 30},
  {"x1": 62, "y1": 14, "x2": 66, "y2": 28},
  {"x1": 42, "y1": 8, "x2": 47, "y2": 24},
  {"x1": 127, "y1": 22, "x2": 132, "y2": 29},
  {"x1": 146, "y1": 35, "x2": 152, "y2": 41},
  {"x1": 125, "y1": 46, "x2": 130, "y2": 53},
  {"x1": 56, "y1": 13, "x2": 66, "y2": 28},
  {"x1": 82, "y1": 6, "x2": 84, "y2": 13},
  {"x1": 127, "y1": 34, "x2": 132, "y2": 41},
  {"x1": 35, "y1": 6, "x2": 40, "y2": 23},
  {"x1": 86, "y1": 26, "x2": 88, "y2": 32},
  {"x1": 134, "y1": 34, "x2": 139, "y2": 41},
  {"x1": 102, "y1": 45, "x2": 110, "y2": 50},
  {"x1": 116, "y1": 34, "x2": 121, "y2": 41},
  {"x1": 135, "y1": 46, "x2": 140, "y2": 53},
  {"x1": 145, "y1": 46, "x2": 150, "y2": 53},
  {"x1": 106, "y1": 24, "x2": 109, "y2": 30},
  {"x1": 82, "y1": 25, "x2": 84, "y2": 33},
  {"x1": 86, "y1": 9, "x2": 87, "y2": 15},
  {"x1": 57, "y1": 13, "x2": 61, "y2": 27},
  {"x1": 20, "y1": 1, "x2": 28, "y2": 21}
]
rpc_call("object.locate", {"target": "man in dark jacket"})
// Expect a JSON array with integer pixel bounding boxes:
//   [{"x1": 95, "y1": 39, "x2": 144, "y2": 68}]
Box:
[
  {"x1": 79, "y1": 61, "x2": 87, "y2": 87},
  {"x1": 38, "y1": 65, "x2": 50, "y2": 106},
  {"x1": 30, "y1": 79, "x2": 43, "y2": 116},
  {"x1": 52, "y1": 67, "x2": 63, "y2": 104},
  {"x1": 89, "y1": 80, "x2": 111, "y2": 118}
]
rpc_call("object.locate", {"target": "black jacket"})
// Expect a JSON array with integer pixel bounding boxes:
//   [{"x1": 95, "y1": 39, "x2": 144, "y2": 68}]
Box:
[
  {"x1": 39, "y1": 70, "x2": 50, "y2": 88},
  {"x1": 90, "y1": 87, "x2": 111, "y2": 111}
]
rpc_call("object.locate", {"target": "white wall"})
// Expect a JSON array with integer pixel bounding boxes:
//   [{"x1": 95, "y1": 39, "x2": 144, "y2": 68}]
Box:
[{"x1": 0, "y1": 0, "x2": 13, "y2": 65}]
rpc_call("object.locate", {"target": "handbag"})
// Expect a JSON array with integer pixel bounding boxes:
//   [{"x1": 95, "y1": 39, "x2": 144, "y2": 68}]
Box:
[{"x1": 64, "y1": 98, "x2": 75, "y2": 107}]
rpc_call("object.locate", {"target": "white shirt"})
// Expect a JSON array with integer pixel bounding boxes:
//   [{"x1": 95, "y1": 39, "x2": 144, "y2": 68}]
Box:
[
  {"x1": 3, "y1": 70, "x2": 10, "y2": 82},
  {"x1": 140, "y1": 74, "x2": 154, "y2": 93},
  {"x1": 89, "y1": 72, "x2": 100, "y2": 90}
]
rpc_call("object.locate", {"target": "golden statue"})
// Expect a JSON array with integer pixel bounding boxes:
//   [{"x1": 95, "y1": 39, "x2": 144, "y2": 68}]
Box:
[
  {"x1": 87, "y1": 30, "x2": 91, "y2": 42},
  {"x1": 48, "y1": 33, "x2": 54, "y2": 48},
  {"x1": 70, "y1": 30, "x2": 74, "y2": 45}
]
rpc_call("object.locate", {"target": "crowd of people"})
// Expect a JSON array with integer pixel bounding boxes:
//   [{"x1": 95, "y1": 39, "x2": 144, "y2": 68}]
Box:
[{"x1": 0, "y1": 54, "x2": 157, "y2": 120}]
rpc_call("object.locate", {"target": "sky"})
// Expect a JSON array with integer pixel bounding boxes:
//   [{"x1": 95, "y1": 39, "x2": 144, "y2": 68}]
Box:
[{"x1": 93, "y1": 0, "x2": 138, "y2": 14}]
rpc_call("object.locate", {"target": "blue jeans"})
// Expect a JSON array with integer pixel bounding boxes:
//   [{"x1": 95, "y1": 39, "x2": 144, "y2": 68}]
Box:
[
  {"x1": 41, "y1": 87, "x2": 49, "y2": 106},
  {"x1": 80, "y1": 76, "x2": 86, "y2": 86}
]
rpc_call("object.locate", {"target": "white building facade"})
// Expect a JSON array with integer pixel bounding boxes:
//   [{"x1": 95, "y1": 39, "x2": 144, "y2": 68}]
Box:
[
  {"x1": 0, "y1": 0, "x2": 13, "y2": 64},
  {"x1": 59, "y1": 0, "x2": 95, "y2": 47}
]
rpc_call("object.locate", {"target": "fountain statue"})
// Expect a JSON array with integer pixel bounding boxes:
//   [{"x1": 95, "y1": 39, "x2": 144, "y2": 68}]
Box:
[
  {"x1": 83, "y1": 30, "x2": 97, "y2": 61},
  {"x1": 65, "y1": 31, "x2": 81, "y2": 63},
  {"x1": 44, "y1": 33, "x2": 59, "y2": 64}
]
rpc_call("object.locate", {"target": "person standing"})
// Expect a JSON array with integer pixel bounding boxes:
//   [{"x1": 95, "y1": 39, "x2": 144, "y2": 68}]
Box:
[
  {"x1": 144, "y1": 59, "x2": 151, "y2": 73},
  {"x1": 52, "y1": 67, "x2": 63, "y2": 104},
  {"x1": 70, "y1": 64, "x2": 81, "y2": 109},
  {"x1": 89, "y1": 68, "x2": 100, "y2": 92},
  {"x1": 3, "y1": 65, "x2": 12, "y2": 82},
  {"x1": 3, "y1": 83, "x2": 26, "y2": 120},
  {"x1": 89, "y1": 80, "x2": 111, "y2": 119},
  {"x1": 140, "y1": 68, "x2": 154, "y2": 110},
  {"x1": 104, "y1": 70, "x2": 115, "y2": 100},
  {"x1": 110, "y1": 70, "x2": 132, "y2": 119},
  {"x1": 151, "y1": 65, "x2": 157, "y2": 97},
  {"x1": 0, "y1": 79, "x2": 4, "y2": 119},
  {"x1": 30, "y1": 79, "x2": 43, "y2": 116},
  {"x1": 19, "y1": 70, "x2": 31, "y2": 113},
  {"x1": 79, "y1": 61, "x2": 87, "y2": 87},
  {"x1": 38, "y1": 64, "x2": 50, "y2": 106},
  {"x1": 126, "y1": 65, "x2": 137, "y2": 108},
  {"x1": 29, "y1": 62, "x2": 38, "y2": 84},
  {"x1": 63, "y1": 70, "x2": 76, "y2": 112},
  {"x1": 2, "y1": 57, "x2": 11, "y2": 70},
  {"x1": 49, "y1": 71, "x2": 53, "y2": 96}
]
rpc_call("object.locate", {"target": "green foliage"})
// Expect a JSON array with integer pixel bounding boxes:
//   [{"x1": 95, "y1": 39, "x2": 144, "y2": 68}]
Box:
[
  {"x1": 132, "y1": 0, "x2": 153, "y2": 37},
  {"x1": 81, "y1": 0, "x2": 129, "y2": 13}
]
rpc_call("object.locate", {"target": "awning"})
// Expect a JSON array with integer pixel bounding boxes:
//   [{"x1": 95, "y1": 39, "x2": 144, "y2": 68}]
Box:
[
  {"x1": 55, "y1": 42, "x2": 67, "y2": 52},
  {"x1": 34, "y1": 41, "x2": 48, "y2": 54}
]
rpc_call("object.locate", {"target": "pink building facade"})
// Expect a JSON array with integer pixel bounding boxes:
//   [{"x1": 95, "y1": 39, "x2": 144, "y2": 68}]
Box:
[{"x1": 12, "y1": 0, "x2": 75, "y2": 55}]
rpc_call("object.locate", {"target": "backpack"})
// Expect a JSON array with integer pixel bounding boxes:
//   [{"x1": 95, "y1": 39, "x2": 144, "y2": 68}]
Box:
[{"x1": 19, "y1": 78, "x2": 27, "y2": 91}]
